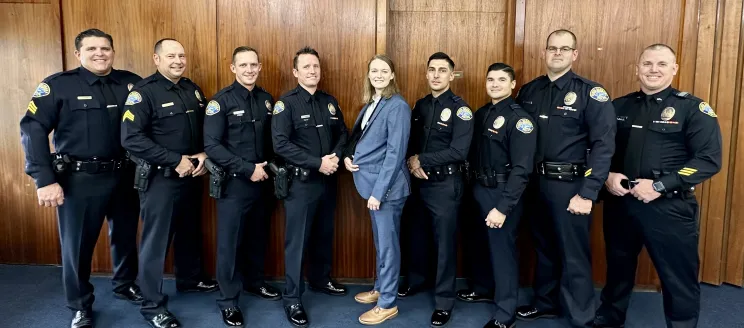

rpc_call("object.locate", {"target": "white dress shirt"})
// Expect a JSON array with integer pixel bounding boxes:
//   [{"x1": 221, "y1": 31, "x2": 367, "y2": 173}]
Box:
[{"x1": 361, "y1": 95, "x2": 381, "y2": 130}]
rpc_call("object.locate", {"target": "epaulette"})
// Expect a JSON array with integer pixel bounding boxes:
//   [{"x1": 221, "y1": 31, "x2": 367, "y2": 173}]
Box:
[
  {"x1": 673, "y1": 90, "x2": 703, "y2": 102},
  {"x1": 44, "y1": 68, "x2": 78, "y2": 82},
  {"x1": 280, "y1": 88, "x2": 299, "y2": 99},
  {"x1": 510, "y1": 103, "x2": 521, "y2": 109},
  {"x1": 574, "y1": 74, "x2": 600, "y2": 86},
  {"x1": 134, "y1": 75, "x2": 157, "y2": 88},
  {"x1": 212, "y1": 84, "x2": 234, "y2": 100},
  {"x1": 617, "y1": 91, "x2": 642, "y2": 100},
  {"x1": 452, "y1": 94, "x2": 463, "y2": 103}
]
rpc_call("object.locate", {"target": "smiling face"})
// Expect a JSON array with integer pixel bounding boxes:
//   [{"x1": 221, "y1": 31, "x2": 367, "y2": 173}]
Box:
[
  {"x1": 153, "y1": 40, "x2": 187, "y2": 81},
  {"x1": 231, "y1": 50, "x2": 262, "y2": 89},
  {"x1": 637, "y1": 47, "x2": 678, "y2": 94},
  {"x1": 368, "y1": 58, "x2": 394, "y2": 92},
  {"x1": 74, "y1": 36, "x2": 115, "y2": 76},
  {"x1": 486, "y1": 69, "x2": 516, "y2": 102},
  {"x1": 293, "y1": 53, "x2": 321, "y2": 89}
]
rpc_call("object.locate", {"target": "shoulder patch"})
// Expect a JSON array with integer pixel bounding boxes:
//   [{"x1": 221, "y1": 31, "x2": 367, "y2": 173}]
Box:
[
  {"x1": 124, "y1": 91, "x2": 142, "y2": 105},
  {"x1": 273, "y1": 101, "x2": 285, "y2": 115},
  {"x1": 32, "y1": 83, "x2": 50, "y2": 98},
  {"x1": 516, "y1": 118, "x2": 534, "y2": 134},
  {"x1": 699, "y1": 102, "x2": 717, "y2": 118},
  {"x1": 589, "y1": 87, "x2": 609, "y2": 102},
  {"x1": 456, "y1": 107, "x2": 473, "y2": 121},
  {"x1": 206, "y1": 100, "x2": 221, "y2": 116}
]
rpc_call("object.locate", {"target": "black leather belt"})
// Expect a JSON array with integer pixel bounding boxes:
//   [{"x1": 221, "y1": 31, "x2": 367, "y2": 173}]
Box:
[
  {"x1": 473, "y1": 167, "x2": 509, "y2": 187},
  {"x1": 423, "y1": 163, "x2": 467, "y2": 176},
  {"x1": 71, "y1": 158, "x2": 131, "y2": 173},
  {"x1": 537, "y1": 162, "x2": 586, "y2": 181}
]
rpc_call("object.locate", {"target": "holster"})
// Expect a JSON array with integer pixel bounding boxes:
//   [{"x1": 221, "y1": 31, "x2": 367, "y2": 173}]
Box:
[
  {"x1": 205, "y1": 158, "x2": 226, "y2": 199},
  {"x1": 269, "y1": 162, "x2": 290, "y2": 200},
  {"x1": 51, "y1": 153, "x2": 72, "y2": 174},
  {"x1": 129, "y1": 155, "x2": 153, "y2": 191}
]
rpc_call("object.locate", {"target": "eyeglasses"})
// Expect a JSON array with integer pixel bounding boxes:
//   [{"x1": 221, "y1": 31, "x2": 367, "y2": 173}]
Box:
[{"x1": 546, "y1": 46, "x2": 575, "y2": 54}]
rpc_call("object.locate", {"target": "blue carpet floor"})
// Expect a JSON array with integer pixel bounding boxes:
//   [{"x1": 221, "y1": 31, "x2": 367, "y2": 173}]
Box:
[{"x1": 0, "y1": 265, "x2": 742, "y2": 327}]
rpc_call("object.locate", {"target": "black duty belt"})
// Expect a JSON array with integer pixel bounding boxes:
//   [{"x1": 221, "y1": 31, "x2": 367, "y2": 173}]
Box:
[
  {"x1": 70, "y1": 158, "x2": 132, "y2": 173},
  {"x1": 473, "y1": 167, "x2": 509, "y2": 188},
  {"x1": 537, "y1": 162, "x2": 586, "y2": 181},
  {"x1": 423, "y1": 163, "x2": 467, "y2": 176}
]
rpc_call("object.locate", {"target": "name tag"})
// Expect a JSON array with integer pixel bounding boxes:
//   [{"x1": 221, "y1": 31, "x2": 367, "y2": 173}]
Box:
[
  {"x1": 301, "y1": 114, "x2": 310, "y2": 119},
  {"x1": 330, "y1": 117, "x2": 339, "y2": 120},
  {"x1": 186, "y1": 110, "x2": 194, "y2": 113},
  {"x1": 437, "y1": 122, "x2": 448, "y2": 127},
  {"x1": 316, "y1": 124, "x2": 324, "y2": 128},
  {"x1": 539, "y1": 115, "x2": 549, "y2": 119},
  {"x1": 106, "y1": 105, "x2": 117, "y2": 108},
  {"x1": 162, "y1": 102, "x2": 174, "y2": 107},
  {"x1": 77, "y1": 96, "x2": 92, "y2": 100},
  {"x1": 632, "y1": 125, "x2": 643, "y2": 129},
  {"x1": 523, "y1": 101, "x2": 533, "y2": 104},
  {"x1": 233, "y1": 110, "x2": 245, "y2": 116},
  {"x1": 488, "y1": 129, "x2": 498, "y2": 133}
]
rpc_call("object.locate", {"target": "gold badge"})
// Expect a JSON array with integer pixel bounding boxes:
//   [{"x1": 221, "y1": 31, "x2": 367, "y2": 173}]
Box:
[
  {"x1": 127, "y1": 83, "x2": 133, "y2": 91},
  {"x1": 440, "y1": 108, "x2": 451, "y2": 121},
  {"x1": 195, "y1": 90, "x2": 202, "y2": 101},
  {"x1": 564, "y1": 92, "x2": 577, "y2": 105},
  {"x1": 328, "y1": 103, "x2": 336, "y2": 115},
  {"x1": 493, "y1": 116, "x2": 505, "y2": 129},
  {"x1": 265, "y1": 100, "x2": 272, "y2": 111},
  {"x1": 661, "y1": 107, "x2": 675, "y2": 121}
]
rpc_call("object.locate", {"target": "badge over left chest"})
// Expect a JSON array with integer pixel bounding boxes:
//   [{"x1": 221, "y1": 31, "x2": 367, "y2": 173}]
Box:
[{"x1": 653, "y1": 107, "x2": 679, "y2": 124}]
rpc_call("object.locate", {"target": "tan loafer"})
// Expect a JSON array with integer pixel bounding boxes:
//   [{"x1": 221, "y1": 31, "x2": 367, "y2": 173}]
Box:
[
  {"x1": 359, "y1": 306, "x2": 399, "y2": 325},
  {"x1": 354, "y1": 290, "x2": 380, "y2": 304}
]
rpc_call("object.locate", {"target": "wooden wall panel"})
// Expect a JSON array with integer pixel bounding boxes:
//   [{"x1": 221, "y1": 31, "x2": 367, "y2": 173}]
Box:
[
  {"x1": 0, "y1": 0, "x2": 63, "y2": 265},
  {"x1": 216, "y1": 0, "x2": 378, "y2": 279},
  {"x1": 60, "y1": 0, "x2": 218, "y2": 274}
]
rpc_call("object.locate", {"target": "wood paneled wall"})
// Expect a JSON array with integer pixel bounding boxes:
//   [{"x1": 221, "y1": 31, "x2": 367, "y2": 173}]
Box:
[{"x1": 2, "y1": 0, "x2": 744, "y2": 288}]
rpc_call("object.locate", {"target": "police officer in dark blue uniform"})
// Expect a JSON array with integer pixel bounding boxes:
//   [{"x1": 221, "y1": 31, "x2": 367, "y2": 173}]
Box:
[
  {"x1": 204, "y1": 46, "x2": 281, "y2": 327},
  {"x1": 121, "y1": 38, "x2": 217, "y2": 328},
  {"x1": 401, "y1": 52, "x2": 474, "y2": 327},
  {"x1": 593, "y1": 44, "x2": 721, "y2": 328},
  {"x1": 514, "y1": 30, "x2": 616, "y2": 327},
  {"x1": 20, "y1": 28, "x2": 143, "y2": 328},
  {"x1": 271, "y1": 47, "x2": 349, "y2": 328},
  {"x1": 469, "y1": 63, "x2": 537, "y2": 328}
]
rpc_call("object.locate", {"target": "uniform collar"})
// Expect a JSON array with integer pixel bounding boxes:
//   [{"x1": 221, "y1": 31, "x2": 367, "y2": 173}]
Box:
[
  {"x1": 551, "y1": 70, "x2": 574, "y2": 90},
  {"x1": 232, "y1": 80, "x2": 256, "y2": 99},
  {"x1": 79, "y1": 66, "x2": 120, "y2": 85},
  {"x1": 154, "y1": 70, "x2": 182, "y2": 90},
  {"x1": 492, "y1": 96, "x2": 516, "y2": 111},
  {"x1": 433, "y1": 88, "x2": 454, "y2": 103},
  {"x1": 296, "y1": 85, "x2": 317, "y2": 103},
  {"x1": 642, "y1": 86, "x2": 674, "y2": 104}
]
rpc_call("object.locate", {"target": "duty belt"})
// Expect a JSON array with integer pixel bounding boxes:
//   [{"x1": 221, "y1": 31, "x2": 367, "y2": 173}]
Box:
[
  {"x1": 473, "y1": 167, "x2": 509, "y2": 187},
  {"x1": 537, "y1": 162, "x2": 586, "y2": 181}
]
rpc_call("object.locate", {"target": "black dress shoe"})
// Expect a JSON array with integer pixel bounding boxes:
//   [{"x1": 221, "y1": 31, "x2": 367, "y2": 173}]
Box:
[
  {"x1": 515, "y1": 306, "x2": 559, "y2": 321},
  {"x1": 244, "y1": 282, "x2": 281, "y2": 300},
  {"x1": 309, "y1": 280, "x2": 347, "y2": 296},
  {"x1": 71, "y1": 310, "x2": 93, "y2": 328},
  {"x1": 483, "y1": 318, "x2": 516, "y2": 328},
  {"x1": 284, "y1": 303, "x2": 309, "y2": 328},
  {"x1": 397, "y1": 284, "x2": 420, "y2": 298},
  {"x1": 114, "y1": 285, "x2": 144, "y2": 304},
  {"x1": 220, "y1": 306, "x2": 244, "y2": 327},
  {"x1": 592, "y1": 314, "x2": 625, "y2": 328},
  {"x1": 176, "y1": 279, "x2": 218, "y2": 293},
  {"x1": 147, "y1": 311, "x2": 181, "y2": 328},
  {"x1": 456, "y1": 289, "x2": 493, "y2": 303},
  {"x1": 431, "y1": 309, "x2": 452, "y2": 327}
]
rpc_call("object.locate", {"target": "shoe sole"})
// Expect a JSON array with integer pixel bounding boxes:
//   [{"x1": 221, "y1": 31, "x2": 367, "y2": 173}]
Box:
[
  {"x1": 456, "y1": 296, "x2": 493, "y2": 304},
  {"x1": 354, "y1": 296, "x2": 379, "y2": 304},
  {"x1": 516, "y1": 313, "x2": 557, "y2": 322},
  {"x1": 113, "y1": 293, "x2": 143, "y2": 305},
  {"x1": 308, "y1": 285, "x2": 347, "y2": 296},
  {"x1": 358, "y1": 311, "x2": 398, "y2": 325},
  {"x1": 288, "y1": 319, "x2": 309, "y2": 328},
  {"x1": 244, "y1": 290, "x2": 282, "y2": 301}
]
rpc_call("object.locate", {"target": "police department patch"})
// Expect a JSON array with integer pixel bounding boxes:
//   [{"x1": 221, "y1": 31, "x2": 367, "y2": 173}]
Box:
[
  {"x1": 124, "y1": 91, "x2": 142, "y2": 105},
  {"x1": 328, "y1": 103, "x2": 336, "y2": 115},
  {"x1": 699, "y1": 102, "x2": 717, "y2": 117},
  {"x1": 493, "y1": 116, "x2": 505, "y2": 129},
  {"x1": 195, "y1": 90, "x2": 202, "y2": 101},
  {"x1": 206, "y1": 100, "x2": 220, "y2": 116},
  {"x1": 661, "y1": 107, "x2": 675, "y2": 121},
  {"x1": 564, "y1": 92, "x2": 577, "y2": 105},
  {"x1": 589, "y1": 87, "x2": 609, "y2": 102},
  {"x1": 273, "y1": 101, "x2": 285, "y2": 115},
  {"x1": 440, "y1": 108, "x2": 451, "y2": 121},
  {"x1": 456, "y1": 107, "x2": 473, "y2": 121},
  {"x1": 516, "y1": 118, "x2": 534, "y2": 134},
  {"x1": 32, "y1": 83, "x2": 50, "y2": 98}
]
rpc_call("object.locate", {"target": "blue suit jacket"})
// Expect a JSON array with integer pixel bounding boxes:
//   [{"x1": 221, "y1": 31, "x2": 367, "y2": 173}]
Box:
[{"x1": 351, "y1": 94, "x2": 411, "y2": 202}]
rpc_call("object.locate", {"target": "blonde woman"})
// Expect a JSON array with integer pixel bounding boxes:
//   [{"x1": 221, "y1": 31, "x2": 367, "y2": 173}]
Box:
[{"x1": 343, "y1": 54, "x2": 411, "y2": 325}]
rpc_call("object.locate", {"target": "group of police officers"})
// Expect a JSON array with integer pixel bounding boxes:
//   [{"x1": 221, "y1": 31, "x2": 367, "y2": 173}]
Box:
[{"x1": 19, "y1": 27, "x2": 721, "y2": 328}]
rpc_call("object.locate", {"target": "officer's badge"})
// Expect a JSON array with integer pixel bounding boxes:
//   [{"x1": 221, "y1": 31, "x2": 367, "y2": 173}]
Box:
[
  {"x1": 589, "y1": 87, "x2": 609, "y2": 102},
  {"x1": 122, "y1": 110, "x2": 135, "y2": 122},
  {"x1": 27, "y1": 100, "x2": 38, "y2": 115},
  {"x1": 699, "y1": 102, "x2": 717, "y2": 117},
  {"x1": 124, "y1": 91, "x2": 142, "y2": 105},
  {"x1": 127, "y1": 83, "x2": 134, "y2": 91},
  {"x1": 273, "y1": 101, "x2": 285, "y2": 115},
  {"x1": 661, "y1": 107, "x2": 675, "y2": 121},
  {"x1": 32, "y1": 83, "x2": 50, "y2": 98},
  {"x1": 456, "y1": 107, "x2": 473, "y2": 121},
  {"x1": 440, "y1": 108, "x2": 452, "y2": 121},
  {"x1": 564, "y1": 92, "x2": 577, "y2": 105},
  {"x1": 206, "y1": 100, "x2": 220, "y2": 116},
  {"x1": 516, "y1": 118, "x2": 534, "y2": 134},
  {"x1": 195, "y1": 90, "x2": 202, "y2": 101},
  {"x1": 328, "y1": 103, "x2": 336, "y2": 115},
  {"x1": 265, "y1": 100, "x2": 272, "y2": 111},
  {"x1": 493, "y1": 116, "x2": 505, "y2": 129}
]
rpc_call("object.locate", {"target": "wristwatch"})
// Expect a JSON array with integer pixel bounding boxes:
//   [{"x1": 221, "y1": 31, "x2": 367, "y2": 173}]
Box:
[{"x1": 652, "y1": 180, "x2": 666, "y2": 193}]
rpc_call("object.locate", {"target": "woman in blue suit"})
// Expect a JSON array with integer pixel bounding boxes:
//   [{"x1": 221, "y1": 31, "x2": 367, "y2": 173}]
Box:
[{"x1": 343, "y1": 54, "x2": 411, "y2": 325}]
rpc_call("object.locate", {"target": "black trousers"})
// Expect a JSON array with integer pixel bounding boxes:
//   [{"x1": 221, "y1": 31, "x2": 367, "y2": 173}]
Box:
[
  {"x1": 282, "y1": 176, "x2": 337, "y2": 306},
  {"x1": 460, "y1": 181, "x2": 495, "y2": 296},
  {"x1": 527, "y1": 176, "x2": 595, "y2": 327},
  {"x1": 597, "y1": 194, "x2": 700, "y2": 328},
  {"x1": 138, "y1": 174, "x2": 207, "y2": 319},
  {"x1": 215, "y1": 178, "x2": 270, "y2": 309},
  {"x1": 56, "y1": 170, "x2": 139, "y2": 311},
  {"x1": 472, "y1": 183, "x2": 524, "y2": 322},
  {"x1": 405, "y1": 174, "x2": 464, "y2": 311}
]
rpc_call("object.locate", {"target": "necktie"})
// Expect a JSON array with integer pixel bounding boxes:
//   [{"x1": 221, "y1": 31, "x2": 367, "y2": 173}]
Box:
[
  {"x1": 247, "y1": 91, "x2": 264, "y2": 159},
  {"x1": 623, "y1": 96, "x2": 654, "y2": 179},
  {"x1": 311, "y1": 96, "x2": 331, "y2": 155},
  {"x1": 535, "y1": 82, "x2": 556, "y2": 163},
  {"x1": 98, "y1": 76, "x2": 120, "y2": 154},
  {"x1": 422, "y1": 97, "x2": 438, "y2": 153},
  {"x1": 174, "y1": 84, "x2": 198, "y2": 153}
]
